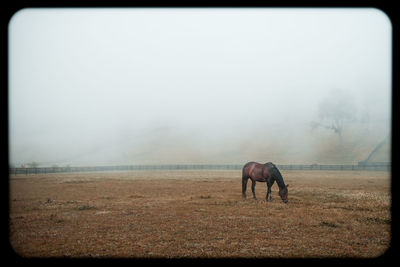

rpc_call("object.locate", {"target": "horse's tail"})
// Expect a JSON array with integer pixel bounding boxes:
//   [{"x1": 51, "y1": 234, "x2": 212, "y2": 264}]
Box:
[{"x1": 242, "y1": 162, "x2": 252, "y2": 199}]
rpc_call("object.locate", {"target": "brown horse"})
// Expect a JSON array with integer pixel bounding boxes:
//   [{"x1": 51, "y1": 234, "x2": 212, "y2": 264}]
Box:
[{"x1": 242, "y1": 162, "x2": 289, "y2": 203}]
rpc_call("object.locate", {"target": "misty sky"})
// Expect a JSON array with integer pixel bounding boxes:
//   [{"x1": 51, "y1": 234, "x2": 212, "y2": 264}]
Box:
[{"x1": 9, "y1": 8, "x2": 391, "y2": 166}]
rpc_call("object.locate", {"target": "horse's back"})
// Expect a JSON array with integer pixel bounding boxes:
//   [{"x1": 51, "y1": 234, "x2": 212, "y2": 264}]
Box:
[{"x1": 244, "y1": 162, "x2": 274, "y2": 169}]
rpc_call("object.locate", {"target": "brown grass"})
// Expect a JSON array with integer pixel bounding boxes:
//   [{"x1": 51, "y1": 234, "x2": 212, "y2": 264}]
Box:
[{"x1": 9, "y1": 170, "x2": 391, "y2": 258}]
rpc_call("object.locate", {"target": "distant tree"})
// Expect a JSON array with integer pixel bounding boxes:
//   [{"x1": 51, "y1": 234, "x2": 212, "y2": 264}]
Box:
[{"x1": 311, "y1": 89, "x2": 357, "y2": 147}]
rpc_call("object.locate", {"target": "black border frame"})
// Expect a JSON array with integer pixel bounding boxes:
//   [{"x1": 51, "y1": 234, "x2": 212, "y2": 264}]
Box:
[{"x1": 3, "y1": 0, "x2": 397, "y2": 265}]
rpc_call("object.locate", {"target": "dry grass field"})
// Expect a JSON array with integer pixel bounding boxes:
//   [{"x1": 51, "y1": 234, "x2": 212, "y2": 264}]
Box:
[{"x1": 9, "y1": 170, "x2": 391, "y2": 258}]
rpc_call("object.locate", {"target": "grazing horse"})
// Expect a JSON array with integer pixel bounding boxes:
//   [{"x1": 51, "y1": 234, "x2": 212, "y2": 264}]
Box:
[{"x1": 242, "y1": 162, "x2": 289, "y2": 203}]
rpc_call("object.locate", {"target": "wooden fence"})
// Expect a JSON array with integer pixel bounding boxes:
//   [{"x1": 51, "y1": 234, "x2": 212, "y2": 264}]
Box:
[{"x1": 9, "y1": 163, "x2": 390, "y2": 175}]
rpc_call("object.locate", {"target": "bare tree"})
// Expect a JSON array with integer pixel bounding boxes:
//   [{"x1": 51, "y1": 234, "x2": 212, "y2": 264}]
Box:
[{"x1": 311, "y1": 89, "x2": 357, "y2": 147}]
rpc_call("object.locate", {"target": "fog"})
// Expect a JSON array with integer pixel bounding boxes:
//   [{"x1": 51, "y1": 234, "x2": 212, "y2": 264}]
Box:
[{"x1": 9, "y1": 8, "x2": 391, "y2": 167}]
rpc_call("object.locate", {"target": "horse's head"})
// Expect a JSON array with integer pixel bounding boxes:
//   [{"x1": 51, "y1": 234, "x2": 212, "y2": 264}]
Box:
[{"x1": 278, "y1": 184, "x2": 289, "y2": 203}]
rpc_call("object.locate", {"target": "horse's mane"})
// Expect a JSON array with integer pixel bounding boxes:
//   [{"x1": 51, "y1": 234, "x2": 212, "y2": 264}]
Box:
[{"x1": 269, "y1": 163, "x2": 286, "y2": 189}]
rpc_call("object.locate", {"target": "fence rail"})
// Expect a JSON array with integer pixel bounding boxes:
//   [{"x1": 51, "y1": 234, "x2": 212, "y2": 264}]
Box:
[{"x1": 9, "y1": 163, "x2": 390, "y2": 175}]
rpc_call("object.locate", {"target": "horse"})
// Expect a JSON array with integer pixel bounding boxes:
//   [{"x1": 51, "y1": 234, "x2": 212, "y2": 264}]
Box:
[{"x1": 242, "y1": 162, "x2": 289, "y2": 203}]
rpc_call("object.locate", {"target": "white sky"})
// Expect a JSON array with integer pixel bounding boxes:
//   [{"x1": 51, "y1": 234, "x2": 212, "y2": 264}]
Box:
[{"x1": 8, "y1": 8, "x2": 391, "y2": 166}]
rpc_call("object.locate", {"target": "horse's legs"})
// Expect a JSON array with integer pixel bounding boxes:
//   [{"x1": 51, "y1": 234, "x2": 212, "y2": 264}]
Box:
[
  {"x1": 242, "y1": 176, "x2": 249, "y2": 200},
  {"x1": 268, "y1": 186, "x2": 272, "y2": 201},
  {"x1": 266, "y1": 182, "x2": 272, "y2": 201},
  {"x1": 251, "y1": 180, "x2": 257, "y2": 200}
]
